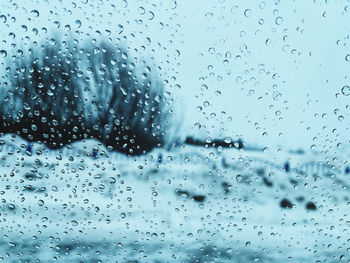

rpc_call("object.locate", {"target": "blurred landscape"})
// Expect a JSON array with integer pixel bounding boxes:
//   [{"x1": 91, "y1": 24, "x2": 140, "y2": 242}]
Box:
[
  {"x1": 1, "y1": 0, "x2": 350, "y2": 262},
  {"x1": 1, "y1": 134, "x2": 349, "y2": 262}
]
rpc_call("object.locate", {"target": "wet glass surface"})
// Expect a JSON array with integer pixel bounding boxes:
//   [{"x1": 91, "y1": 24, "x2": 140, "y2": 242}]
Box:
[{"x1": 0, "y1": 1, "x2": 350, "y2": 262}]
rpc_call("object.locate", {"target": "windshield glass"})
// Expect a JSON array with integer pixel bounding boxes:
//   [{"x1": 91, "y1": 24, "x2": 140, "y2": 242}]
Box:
[{"x1": 0, "y1": 1, "x2": 348, "y2": 262}]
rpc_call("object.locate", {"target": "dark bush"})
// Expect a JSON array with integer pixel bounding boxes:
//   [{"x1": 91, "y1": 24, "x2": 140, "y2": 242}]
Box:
[
  {"x1": 280, "y1": 198, "x2": 293, "y2": 209},
  {"x1": 0, "y1": 37, "x2": 172, "y2": 154},
  {"x1": 306, "y1": 201, "x2": 317, "y2": 211}
]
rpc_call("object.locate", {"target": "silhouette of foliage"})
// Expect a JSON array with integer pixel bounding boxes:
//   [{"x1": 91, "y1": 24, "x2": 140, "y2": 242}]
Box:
[
  {"x1": 185, "y1": 136, "x2": 244, "y2": 149},
  {"x1": 0, "y1": 37, "x2": 172, "y2": 154}
]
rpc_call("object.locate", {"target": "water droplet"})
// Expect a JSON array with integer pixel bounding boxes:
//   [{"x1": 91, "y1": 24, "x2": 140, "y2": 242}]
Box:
[
  {"x1": 170, "y1": 1, "x2": 177, "y2": 10},
  {"x1": 341, "y1": 85, "x2": 350, "y2": 96},
  {"x1": 205, "y1": 12, "x2": 214, "y2": 19},
  {"x1": 259, "y1": 1, "x2": 266, "y2": 9},
  {"x1": 275, "y1": 16, "x2": 283, "y2": 25},
  {"x1": 224, "y1": 137, "x2": 232, "y2": 143},
  {"x1": 117, "y1": 24, "x2": 124, "y2": 34},
  {"x1": 148, "y1": 11, "x2": 155, "y2": 20},
  {"x1": 0, "y1": 15, "x2": 7, "y2": 23},
  {"x1": 0, "y1": 50, "x2": 7, "y2": 57},
  {"x1": 75, "y1": 19, "x2": 82, "y2": 28},
  {"x1": 138, "y1": 6, "x2": 146, "y2": 15},
  {"x1": 31, "y1": 10, "x2": 40, "y2": 17},
  {"x1": 215, "y1": 90, "x2": 222, "y2": 96},
  {"x1": 244, "y1": 9, "x2": 252, "y2": 17}
]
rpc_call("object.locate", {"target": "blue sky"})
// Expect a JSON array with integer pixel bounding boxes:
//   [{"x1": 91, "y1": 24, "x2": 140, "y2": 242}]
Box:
[{"x1": 177, "y1": 0, "x2": 350, "y2": 152}]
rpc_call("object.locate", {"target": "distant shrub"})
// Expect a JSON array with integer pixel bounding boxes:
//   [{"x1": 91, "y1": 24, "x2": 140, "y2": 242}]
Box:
[{"x1": 0, "y1": 37, "x2": 173, "y2": 154}]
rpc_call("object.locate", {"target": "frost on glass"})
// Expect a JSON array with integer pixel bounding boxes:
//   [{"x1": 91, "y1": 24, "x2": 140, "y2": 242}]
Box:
[{"x1": 0, "y1": 0, "x2": 349, "y2": 262}]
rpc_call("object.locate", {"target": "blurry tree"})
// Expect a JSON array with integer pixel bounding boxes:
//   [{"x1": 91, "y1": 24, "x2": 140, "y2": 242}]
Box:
[{"x1": 0, "y1": 36, "x2": 174, "y2": 155}]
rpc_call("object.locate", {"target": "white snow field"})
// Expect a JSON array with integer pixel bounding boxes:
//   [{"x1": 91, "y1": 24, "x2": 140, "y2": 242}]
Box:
[{"x1": 0, "y1": 134, "x2": 349, "y2": 263}]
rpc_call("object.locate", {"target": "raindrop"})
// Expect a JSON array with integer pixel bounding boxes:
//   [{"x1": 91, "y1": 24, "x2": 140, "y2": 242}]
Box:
[
  {"x1": 148, "y1": 11, "x2": 155, "y2": 20},
  {"x1": 259, "y1": 1, "x2": 266, "y2": 9},
  {"x1": 174, "y1": 84, "x2": 181, "y2": 90},
  {"x1": 31, "y1": 9, "x2": 40, "y2": 17},
  {"x1": 341, "y1": 85, "x2": 350, "y2": 96},
  {"x1": 231, "y1": 5, "x2": 239, "y2": 14},
  {"x1": 117, "y1": 24, "x2": 124, "y2": 34},
  {"x1": 201, "y1": 84, "x2": 208, "y2": 91},
  {"x1": 205, "y1": 12, "x2": 214, "y2": 19},
  {"x1": 170, "y1": 1, "x2": 177, "y2": 10},
  {"x1": 0, "y1": 15, "x2": 7, "y2": 23},
  {"x1": 224, "y1": 137, "x2": 232, "y2": 143},
  {"x1": 138, "y1": 6, "x2": 146, "y2": 15},
  {"x1": 244, "y1": 9, "x2": 252, "y2": 17},
  {"x1": 0, "y1": 50, "x2": 7, "y2": 57},
  {"x1": 275, "y1": 16, "x2": 283, "y2": 25},
  {"x1": 75, "y1": 19, "x2": 82, "y2": 28},
  {"x1": 215, "y1": 90, "x2": 222, "y2": 96}
]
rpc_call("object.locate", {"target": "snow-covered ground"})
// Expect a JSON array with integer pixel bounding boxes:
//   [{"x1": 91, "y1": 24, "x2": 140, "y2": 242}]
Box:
[{"x1": 0, "y1": 134, "x2": 349, "y2": 262}]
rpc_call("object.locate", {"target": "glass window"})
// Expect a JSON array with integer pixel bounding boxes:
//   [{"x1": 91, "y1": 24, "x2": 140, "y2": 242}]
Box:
[{"x1": 0, "y1": 0, "x2": 348, "y2": 262}]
